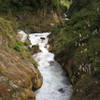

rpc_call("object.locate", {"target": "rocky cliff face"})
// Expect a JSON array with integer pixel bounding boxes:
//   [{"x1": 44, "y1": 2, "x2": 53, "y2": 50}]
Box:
[
  {"x1": 0, "y1": 17, "x2": 43, "y2": 100},
  {"x1": 49, "y1": 0, "x2": 100, "y2": 99}
]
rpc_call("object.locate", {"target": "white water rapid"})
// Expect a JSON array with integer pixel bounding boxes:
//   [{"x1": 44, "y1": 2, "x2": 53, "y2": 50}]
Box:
[{"x1": 29, "y1": 32, "x2": 72, "y2": 100}]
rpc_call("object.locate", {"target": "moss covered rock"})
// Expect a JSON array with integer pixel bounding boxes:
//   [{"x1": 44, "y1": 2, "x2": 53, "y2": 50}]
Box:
[{"x1": 0, "y1": 17, "x2": 43, "y2": 100}]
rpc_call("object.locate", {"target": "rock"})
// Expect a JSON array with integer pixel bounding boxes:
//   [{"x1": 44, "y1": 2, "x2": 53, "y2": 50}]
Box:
[
  {"x1": 50, "y1": 23, "x2": 55, "y2": 27},
  {"x1": 17, "y1": 30, "x2": 28, "y2": 42},
  {"x1": 45, "y1": 44, "x2": 50, "y2": 49},
  {"x1": 0, "y1": 49, "x2": 43, "y2": 100},
  {"x1": 33, "y1": 75, "x2": 43, "y2": 89},
  {"x1": 58, "y1": 88, "x2": 65, "y2": 93},
  {"x1": 30, "y1": 45, "x2": 41, "y2": 54},
  {"x1": 0, "y1": 18, "x2": 43, "y2": 100},
  {"x1": 40, "y1": 37, "x2": 45, "y2": 40}
]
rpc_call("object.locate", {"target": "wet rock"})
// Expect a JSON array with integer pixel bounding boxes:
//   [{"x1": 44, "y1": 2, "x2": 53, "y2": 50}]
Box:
[
  {"x1": 58, "y1": 88, "x2": 65, "y2": 93},
  {"x1": 40, "y1": 37, "x2": 45, "y2": 40},
  {"x1": 45, "y1": 44, "x2": 50, "y2": 49},
  {"x1": 30, "y1": 45, "x2": 41, "y2": 54}
]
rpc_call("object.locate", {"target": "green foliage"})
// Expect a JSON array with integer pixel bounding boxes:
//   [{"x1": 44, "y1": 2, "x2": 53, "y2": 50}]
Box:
[
  {"x1": 13, "y1": 41, "x2": 32, "y2": 59},
  {"x1": 50, "y1": 0, "x2": 100, "y2": 99},
  {"x1": 0, "y1": 0, "x2": 63, "y2": 13},
  {"x1": 13, "y1": 41, "x2": 25, "y2": 52},
  {"x1": 52, "y1": 0, "x2": 100, "y2": 62}
]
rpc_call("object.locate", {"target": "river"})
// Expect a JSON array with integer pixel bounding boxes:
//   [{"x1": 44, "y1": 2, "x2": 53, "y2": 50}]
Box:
[{"x1": 29, "y1": 32, "x2": 72, "y2": 100}]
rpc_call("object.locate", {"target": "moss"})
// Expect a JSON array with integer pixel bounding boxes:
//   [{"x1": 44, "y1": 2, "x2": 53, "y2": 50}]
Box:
[
  {"x1": 13, "y1": 41, "x2": 24, "y2": 52},
  {"x1": 0, "y1": 17, "x2": 38, "y2": 67},
  {"x1": 0, "y1": 17, "x2": 17, "y2": 48}
]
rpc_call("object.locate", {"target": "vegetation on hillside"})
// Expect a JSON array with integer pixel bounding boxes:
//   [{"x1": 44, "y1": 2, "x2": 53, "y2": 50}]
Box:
[
  {"x1": 0, "y1": 16, "x2": 43, "y2": 99},
  {"x1": 0, "y1": 0, "x2": 72, "y2": 33},
  {"x1": 49, "y1": 0, "x2": 100, "y2": 99},
  {"x1": 0, "y1": 0, "x2": 60, "y2": 12}
]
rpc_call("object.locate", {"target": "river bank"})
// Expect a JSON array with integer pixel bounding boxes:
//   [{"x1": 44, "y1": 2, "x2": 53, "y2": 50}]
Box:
[
  {"x1": 49, "y1": 0, "x2": 100, "y2": 100},
  {"x1": 0, "y1": 18, "x2": 43, "y2": 99}
]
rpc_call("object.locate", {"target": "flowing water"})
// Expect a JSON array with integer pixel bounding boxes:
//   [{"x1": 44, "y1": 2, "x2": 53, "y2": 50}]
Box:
[{"x1": 29, "y1": 32, "x2": 72, "y2": 100}]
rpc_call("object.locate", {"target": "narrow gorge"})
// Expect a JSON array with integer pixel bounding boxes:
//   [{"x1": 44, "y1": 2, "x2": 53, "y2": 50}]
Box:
[{"x1": 0, "y1": 0, "x2": 100, "y2": 100}]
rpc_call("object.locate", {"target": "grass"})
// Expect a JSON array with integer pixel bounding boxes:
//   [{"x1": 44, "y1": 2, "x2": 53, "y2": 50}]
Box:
[{"x1": 0, "y1": 17, "x2": 37, "y2": 67}]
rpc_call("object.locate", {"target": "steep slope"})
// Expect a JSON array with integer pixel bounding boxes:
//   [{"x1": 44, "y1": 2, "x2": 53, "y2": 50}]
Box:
[
  {"x1": 0, "y1": 0, "x2": 66, "y2": 99},
  {"x1": 49, "y1": 0, "x2": 100, "y2": 100},
  {"x1": 0, "y1": 17, "x2": 42, "y2": 99}
]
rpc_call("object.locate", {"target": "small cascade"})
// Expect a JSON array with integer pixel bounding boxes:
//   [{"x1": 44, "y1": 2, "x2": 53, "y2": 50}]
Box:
[{"x1": 29, "y1": 32, "x2": 72, "y2": 100}]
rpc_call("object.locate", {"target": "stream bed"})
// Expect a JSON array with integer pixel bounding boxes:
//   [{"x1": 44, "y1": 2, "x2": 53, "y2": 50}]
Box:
[{"x1": 29, "y1": 32, "x2": 72, "y2": 100}]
